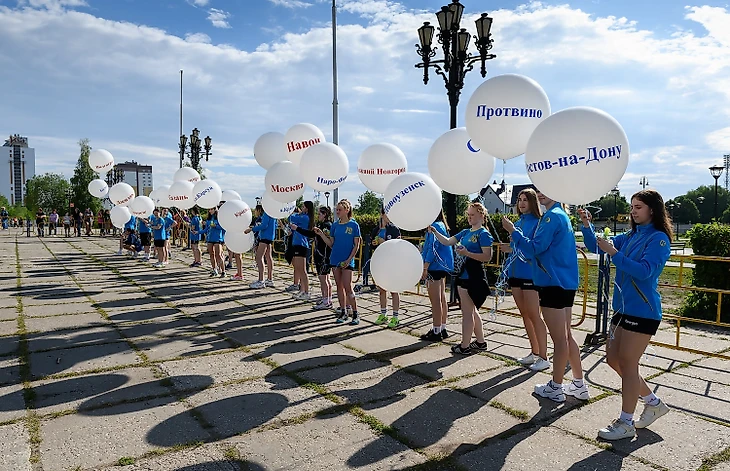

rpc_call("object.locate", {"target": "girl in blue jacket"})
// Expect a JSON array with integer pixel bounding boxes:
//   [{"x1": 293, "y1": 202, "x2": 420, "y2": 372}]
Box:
[
  {"x1": 288, "y1": 201, "x2": 313, "y2": 300},
  {"x1": 204, "y1": 206, "x2": 226, "y2": 278},
  {"x1": 245, "y1": 205, "x2": 277, "y2": 288},
  {"x1": 580, "y1": 189, "x2": 672, "y2": 441},
  {"x1": 420, "y1": 210, "x2": 454, "y2": 342},
  {"x1": 503, "y1": 190, "x2": 587, "y2": 404},
  {"x1": 500, "y1": 188, "x2": 549, "y2": 371},
  {"x1": 188, "y1": 207, "x2": 202, "y2": 268}
]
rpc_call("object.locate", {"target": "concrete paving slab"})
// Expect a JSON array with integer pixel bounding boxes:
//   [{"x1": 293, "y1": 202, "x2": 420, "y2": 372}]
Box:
[
  {"x1": 135, "y1": 334, "x2": 234, "y2": 361},
  {"x1": 0, "y1": 336, "x2": 18, "y2": 357},
  {"x1": 458, "y1": 425, "x2": 657, "y2": 470},
  {"x1": 0, "y1": 423, "x2": 31, "y2": 471},
  {"x1": 299, "y1": 359, "x2": 429, "y2": 405},
  {"x1": 229, "y1": 412, "x2": 427, "y2": 470},
  {"x1": 640, "y1": 344, "x2": 705, "y2": 371},
  {"x1": 581, "y1": 352, "x2": 662, "y2": 392},
  {"x1": 552, "y1": 394, "x2": 730, "y2": 471},
  {"x1": 365, "y1": 385, "x2": 522, "y2": 455},
  {"x1": 40, "y1": 397, "x2": 212, "y2": 471},
  {"x1": 0, "y1": 383, "x2": 26, "y2": 423},
  {"x1": 0, "y1": 320, "x2": 17, "y2": 336},
  {"x1": 0, "y1": 308, "x2": 17, "y2": 321},
  {"x1": 30, "y1": 341, "x2": 142, "y2": 379},
  {"x1": 389, "y1": 344, "x2": 504, "y2": 381},
  {"x1": 22, "y1": 302, "x2": 97, "y2": 317},
  {"x1": 652, "y1": 329, "x2": 730, "y2": 354},
  {"x1": 338, "y1": 329, "x2": 426, "y2": 356},
  {"x1": 27, "y1": 325, "x2": 123, "y2": 352},
  {"x1": 95, "y1": 443, "x2": 232, "y2": 471},
  {"x1": 157, "y1": 351, "x2": 274, "y2": 390},
  {"x1": 106, "y1": 307, "x2": 184, "y2": 324},
  {"x1": 0, "y1": 357, "x2": 20, "y2": 386},
  {"x1": 256, "y1": 339, "x2": 363, "y2": 372},
  {"x1": 30, "y1": 367, "x2": 173, "y2": 415},
  {"x1": 25, "y1": 312, "x2": 106, "y2": 332},
  {"x1": 678, "y1": 356, "x2": 730, "y2": 386},
  {"x1": 483, "y1": 331, "x2": 537, "y2": 361},
  {"x1": 649, "y1": 371, "x2": 730, "y2": 424},
  {"x1": 118, "y1": 318, "x2": 205, "y2": 340},
  {"x1": 0, "y1": 297, "x2": 18, "y2": 309},
  {"x1": 184, "y1": 376, "x2": 334, "y2": 439}
]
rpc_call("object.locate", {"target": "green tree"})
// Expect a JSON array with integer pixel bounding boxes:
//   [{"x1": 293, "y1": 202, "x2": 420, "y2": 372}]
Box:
[
  {"x1": 69, "y1": 138, "x2": 101, "y2": 214},
  {"x1": 355, "y1": 190, "x2": 382, "y2": 215},
  {"x1": 668, "y1": 196, "x2": 700, "y2": 224},
  {"x1": 443, "y1": 193, "x2": 470, "y2": 218},
  {"x1": 684, "y1": 185, "x2": 730, "y2": 223},
  {"x1": 588, "y1": 192, "x2": 630, "y2": 220},
  {"x1": 0, "y1": 194, "x2": 9, "y2": 209},
  {"x1": 24, "y1": 173, "x2": 71, "y2": 213}
]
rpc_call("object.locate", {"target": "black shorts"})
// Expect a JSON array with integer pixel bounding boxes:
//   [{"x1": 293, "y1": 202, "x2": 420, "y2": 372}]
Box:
[
  {"x1": 428, "y1": 270, "x2": 448, "y2": 281},
  {"x1": 508, "y1": 277, "x2": 536, "y2": 291},
  {"x1": 331, "y1": 264, "x2": 354, "y2": 271},
  {"x1": 291, "y1": 245, "x2": 308, "y2": 258},
  {"x1": 154, "y1": 239, "x2": 166, "y2": 248},
  {"x1": 140, "y1": 233, "x2": 151, "y2": 246},
  {"x1": 207, "y1": 241, "x2": 222, "y2": 245},
  {"x1": 612, "y1": 313, "x2": 661, "y2": 336},
  {"x1": 259, "y1": 239, "x2": 273, "y2": 245},
  {"x1": 456, "y1": 277, "x2": 470, "y2": 289},
  {"x1": 315, "y1": 260, "x2": 331, "y2": 276},
  {"x1": 538, "y1": 286, "x2": 576, "y2": 309}
]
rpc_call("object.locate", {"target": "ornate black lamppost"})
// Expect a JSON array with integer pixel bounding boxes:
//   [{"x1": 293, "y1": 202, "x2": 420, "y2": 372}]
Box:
[
  {"x1": 709, "y1": 165, "x2": 724, "y2": 221},
  {"x1": 180, "y1": 128, "x2": 212, "y2": 174}
]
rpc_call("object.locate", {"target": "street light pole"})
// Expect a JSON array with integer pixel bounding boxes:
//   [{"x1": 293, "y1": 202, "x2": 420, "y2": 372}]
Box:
[
  {"x1": 180, "y1": 128, "x2": 212, "y2": 174},
  {"x1": 415, "y1": 1, "x2": 496, "y2": 233},
  {"x1": 709, "y1": 165, "x2": 724, "y2": 221},
  {"x1": 639, "y1": 176, "x2": 649, "y2": 189},
  {"x1": 611, "y1": 187, "x2": 619, "y2": 235}
]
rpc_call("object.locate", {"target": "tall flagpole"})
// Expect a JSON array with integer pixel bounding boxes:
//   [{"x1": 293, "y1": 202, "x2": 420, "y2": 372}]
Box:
[
  {"x1": 331, "y1": 0, "x2": 340, "y2": 209},
  {"x1": 179, "y1": 69, "x2": 184, "y2": 169}
]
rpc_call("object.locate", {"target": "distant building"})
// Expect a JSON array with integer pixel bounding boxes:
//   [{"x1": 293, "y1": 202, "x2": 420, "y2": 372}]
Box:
[
  {"x1": 115, "y1": 161, "x2": 153, "y2": 197},
  {"x1": 1, "y1": 134, "x2": 36, "y2": 205}
]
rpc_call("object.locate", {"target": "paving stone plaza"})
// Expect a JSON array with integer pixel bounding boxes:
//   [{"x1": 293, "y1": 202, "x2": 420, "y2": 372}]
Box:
[{"x1": 1, "y1": 232, "x2": 729, "y2": 471}]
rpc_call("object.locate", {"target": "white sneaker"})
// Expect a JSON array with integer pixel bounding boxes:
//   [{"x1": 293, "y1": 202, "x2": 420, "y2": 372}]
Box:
[
  {"x1": 153, "y1": 262, "x2": 164, "y2": 268},
  {"x1": 529, "y1": 357, "x2": 551, "y2": 372},
  {"x1": 116, "y1": 250, "x2": 123, "y2": 255},
  {"x1": 250, "y1": 280, "x2": 265, "y2": 289},
  {"x1": 564, "y1": 381, "x2": 590, "y2": 401},
  {"x1": 264, "y1": 279, "x2": 275, "y2": 288},
  {"x1": 518, "y1": 353, "x2": 537, "y2": 365},
  {"x1": 314, "y1": 300, "x2": 333, "y2": 310},
  {"x1": 534, "y1": 382, "x2": 565, "y2": 402},
  {"x1": 598, "y1": 419, "x2": 636, "y2": 441},
  {"x1": 285, "y1": 284, "x2": 300, "y2": 292},
  {"x1": 296, "y1": 292, "x2": 311, "y2": 301},
  {"x1": 635, "y1": 400, "x2": 669, "y2": 429}
]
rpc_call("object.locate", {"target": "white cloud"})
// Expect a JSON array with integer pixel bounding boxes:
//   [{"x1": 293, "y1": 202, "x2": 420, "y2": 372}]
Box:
[
  {"x1": 268, "y1": 0, "x2": 313, "y2": 9},
  {"x1": 17, "y1": 0, "x2": 87, "y2": 11},
  {"x1": 190, "y1": 0, "x2": 210, "y2": 6},
  {"x1": 207, "y1": 8, "x2": 231, "y2": 29},
  {"x1": 184, "y1": 32, "x2": 212, "y2": 44}
]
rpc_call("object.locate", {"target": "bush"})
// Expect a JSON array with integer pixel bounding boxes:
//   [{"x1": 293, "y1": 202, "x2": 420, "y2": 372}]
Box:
[{"x1": 678, "y1": 223, "x2": 730, "y2": 323}]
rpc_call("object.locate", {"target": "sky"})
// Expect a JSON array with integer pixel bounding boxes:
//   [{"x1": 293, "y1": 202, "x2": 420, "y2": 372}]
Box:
[{"x1": 1, "y1": 0, "x2": 730, "y2": 209}]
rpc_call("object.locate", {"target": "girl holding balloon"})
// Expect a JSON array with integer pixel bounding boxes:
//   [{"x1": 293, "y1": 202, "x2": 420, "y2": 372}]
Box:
[
  {"x1": 188, "y1": 207, "x2": 203, "y2": 268},
  {"x1": 420, "y1": 210, "x2": 454, "y2": 341},
  {"x1": 291, "y1": 205, "x2": 334, "y2": 310},
  {"x1": 502, "y1": 191, "x2": 588, "y2": 403},
  {"x1": 315, "y1": 199, "x2": 361, "y2": 325},
  {"x1": 204, "y1": 206, "x2": 226, "y2": 278},
  {"x1": 245, "y1": 205, "x2": 277, "y2": 289},
  {"x1": 288, "y1": 201, "x2": 314, "y2": 301},
  {"x1": 374, "y1": 209, "x2": 402, "y2": 329},
  {"x1": 429, "y1": 202, "x2": 493, "y2": 354},
  {"x1": 499, "y1": 188, "x2": 549, "y2": 371},
  {"x1": 579, "y1": 190, "x2": 672, "y2": 441}
]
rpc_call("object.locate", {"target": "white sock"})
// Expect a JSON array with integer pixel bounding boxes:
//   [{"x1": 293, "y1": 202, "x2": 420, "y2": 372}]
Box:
[
  {"x1": 549, "y1": 380, "x2": 563, "y2": 390},
  {"x1": 572, "y1": 378, "x2": 585, "y2": 388},
  {"x1": 440, "y1": 324, "x2": 447, "y2": 330},
  {"x1": 642, "y1": 392, "x2": 660, "y2": 406},
  {"x1": 619, "y1": 410, "x2": 634, "y2": 425},
  {"x1": 433, "y1": 325, "x2": 441, "y2": 334}
]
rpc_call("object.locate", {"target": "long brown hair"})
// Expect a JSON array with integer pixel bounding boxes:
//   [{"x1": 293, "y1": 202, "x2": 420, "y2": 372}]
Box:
[
  {"x1": 303, "y1": 201, "x2": 315, "y2": 231},
  {"x1": 319, "y1": 206, "x2": 333, "y2": 224},
  {"x1": 630, "y1": 190, "x2": 673, "y2": 239},
  {"x1": 517, "y1": 188, "x2": 541, "y2": 218}
]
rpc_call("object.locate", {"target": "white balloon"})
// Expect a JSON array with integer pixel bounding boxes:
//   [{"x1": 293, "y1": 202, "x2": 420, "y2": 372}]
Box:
[
  {"x1": 428, "y1": 128, "x2": 495, "y2": 195},
  {"x1": 283, "y1": 123, "x2": 325, "y2": 166},
  {"x1": 168, "y1": 181, "x2": 195, "y2": 210},
  {"x1": 254, "y1": 132, "x2": 288, "y2": 170},
  {"x1": 173, "y1": 167, "x2": 201, "y2": 184},
  {"x1": 221, "y1": 190, "x2": 242, "y2": 201},
  {"x1": 299, "y1": 142, "x2": 348, "y2": 192},
  {"x1": 265, "y1": 161, "x2": 305, "y2": 203},
  {"x1": 218, "y1": 200, "x2": 252, "y2": 232},
  {"x1": 262, "y1": 191, "x2": 296, "y2": 220},
  {"x1": 370, "y1": 239, "x2": 423, "y2": 293},
  {"x1": 87, "y1": 179, "x2": 109, "y2": 199},
  {"x1": 383, "y1": 173, "x2": 442, "y2": 232},
  {"x1": 88, "y1": 149, "x2": 114, "y2": 175},
  {"x1": 224, "y1": 231, "x2": 256, "y2": 254},
  {"x1": 357, "y1": 144, "x2": 408, "y2": 194},
  {"x1": 150, "y1": 185, "x2": 170, "y2": 208},
  {"x1": 110, "y1": 206, "x2": 131, "y2": 229},
  {"x1": 465, "y1": 74, "x2": 551, "y2": 161},
  {"x1": 525, "y1": 107, "x2": 630, "y2": 205},
  {"x1": 129, "y1": 196, "x2": 155, "y2": 218},
  {"x1": 108, "y1": 183, "x2": 135, "y2": 207},
  {"x1": 192, "y1": 179, "x2": 222, "y2": 209}
]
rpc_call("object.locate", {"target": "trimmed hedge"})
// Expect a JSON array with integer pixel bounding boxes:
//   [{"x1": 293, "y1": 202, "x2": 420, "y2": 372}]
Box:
[{"x1": 679, "y1": 223, "x2": 730, "y2": 323}]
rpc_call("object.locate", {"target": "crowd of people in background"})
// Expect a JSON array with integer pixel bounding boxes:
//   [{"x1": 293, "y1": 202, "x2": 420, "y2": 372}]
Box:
[{"x1": 8, "y1": 187, "x2": 675, "y2": 442}]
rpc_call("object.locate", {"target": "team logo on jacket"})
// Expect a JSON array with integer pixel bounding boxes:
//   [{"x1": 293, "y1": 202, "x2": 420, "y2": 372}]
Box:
[
  {"x1": 544, "y1": 217, "x2": 551, "y2": 223},
  {"x1": 659, "y1": 240, "x2": 666, "y2": 247}
]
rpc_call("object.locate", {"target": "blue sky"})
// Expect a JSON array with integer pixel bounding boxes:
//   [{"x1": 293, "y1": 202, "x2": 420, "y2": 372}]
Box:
[{"x1": 1, "y1": 0, "x2": 730, "y2": 208}]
